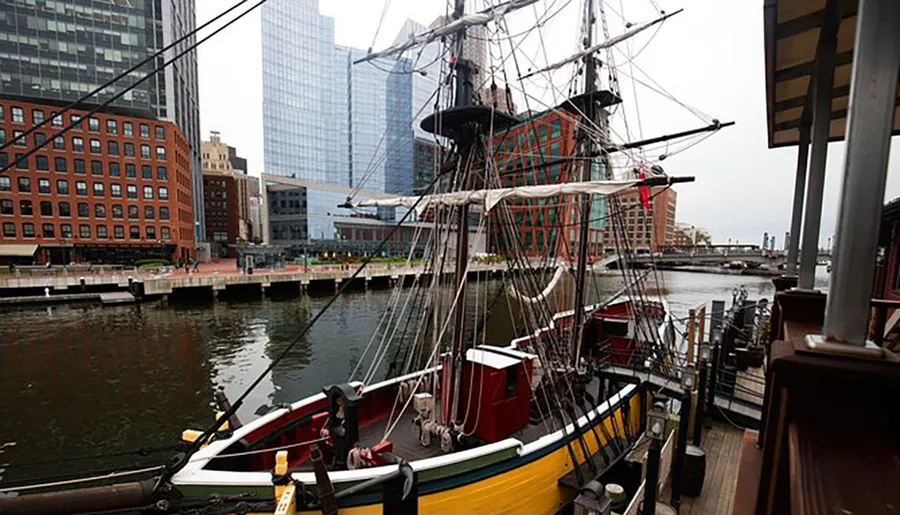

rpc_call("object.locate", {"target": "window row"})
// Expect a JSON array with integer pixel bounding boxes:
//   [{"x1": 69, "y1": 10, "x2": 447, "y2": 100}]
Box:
[
  {"x1": 0, "y1": 199, "x2": 170, "y2": 220},
  {"x1": 0, "y1": 177, "x2": 168, "y2": 199},
  {"x1": 0, "y1": 154, "x2": 169, "y2": 179},
  {"x1": 2, "y1": 106, "x2": 166, "y2": 140},
  {"x1": 1, "y1": 222, "x2": 171, "y2": 241},
  {"x1": 1, "y1": 132, "x2": 168, "y2": 160}
]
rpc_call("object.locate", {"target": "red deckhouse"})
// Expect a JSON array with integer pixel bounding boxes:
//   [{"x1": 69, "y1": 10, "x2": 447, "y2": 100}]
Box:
[{"x1": 0, "y1": 99, "x2": 194, "y2": 264}]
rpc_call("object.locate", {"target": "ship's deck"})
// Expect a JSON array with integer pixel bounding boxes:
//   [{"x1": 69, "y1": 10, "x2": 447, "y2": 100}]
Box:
[{"x1": 662, "y1": 421, "x2": 745, "y2": 515}]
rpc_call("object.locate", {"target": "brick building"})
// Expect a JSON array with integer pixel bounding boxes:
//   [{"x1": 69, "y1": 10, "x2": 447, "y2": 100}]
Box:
[
  {"x1": 0, "y1": 99, "x2": 194, "y2": 264},
  {"x1": 201, "y1": 132, "x2": 250, "y2": 257},
  {"x1": 605, "y1": 187, "x2": 677, "y2": 253},
  {"x1": 489, "y1": 110, "x2": 606, "y2": 261}
]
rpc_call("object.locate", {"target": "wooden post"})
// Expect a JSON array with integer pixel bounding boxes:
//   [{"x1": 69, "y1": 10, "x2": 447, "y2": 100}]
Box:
[
  {"x1": 698, "y1": 304, "x2": 706, "y2": 346},
  {"x1": 687, "y1": 308, "x2": 696, "y2": 364}
]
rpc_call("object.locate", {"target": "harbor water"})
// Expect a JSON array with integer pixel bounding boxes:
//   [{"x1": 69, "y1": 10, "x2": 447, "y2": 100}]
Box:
[{"x1": 0, "y1": 269, "x2": 829, "y2": 485}]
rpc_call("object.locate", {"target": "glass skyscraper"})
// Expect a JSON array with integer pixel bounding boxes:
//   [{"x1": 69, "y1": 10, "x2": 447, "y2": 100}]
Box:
[{"x1": 0, "y1": 0, "x2": 204, "y2": 239}]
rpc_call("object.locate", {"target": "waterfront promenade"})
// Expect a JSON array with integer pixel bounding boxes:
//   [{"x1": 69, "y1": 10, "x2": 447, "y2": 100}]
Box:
[{"x1": 0, "y1": 258, "x2": 543, "y2": 300}]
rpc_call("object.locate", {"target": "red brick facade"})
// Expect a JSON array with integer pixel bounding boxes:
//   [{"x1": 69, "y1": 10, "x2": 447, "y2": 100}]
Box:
[
  {"x1": 0, "y1": 99, "x2": 194, "y2": 264},
  {"x1": 489, "y1": 110, "x2": 604, "y2": 261}
]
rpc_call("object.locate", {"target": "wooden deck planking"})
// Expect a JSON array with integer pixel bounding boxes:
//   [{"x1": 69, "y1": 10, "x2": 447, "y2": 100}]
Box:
[{"x1": 662, "y1": 422, "x2": 744, "y2": 515}]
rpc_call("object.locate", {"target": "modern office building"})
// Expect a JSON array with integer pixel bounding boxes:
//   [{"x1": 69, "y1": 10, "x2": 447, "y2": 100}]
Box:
[
  {"x1": 610, "y1": 188, "x2": 678, "y2": 253},
  {"x1": 0, "y1": 0, "x2": 204, "y2": 240},
  {"x1": 201, "y1": 132, "x2": 250, "y2": 257},
  {"x1": 0, "y1": 99, "x2": 194, "y2": 264},
  {"x1": 489, "y1": 109, "x2": 606, "y2": 261}
]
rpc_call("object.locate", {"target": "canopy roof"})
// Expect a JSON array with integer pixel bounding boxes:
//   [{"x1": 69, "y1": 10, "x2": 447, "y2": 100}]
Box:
[
  {"x1": 764, "y1": 0, "x2": 900, "y2": 148},
  {"x1": 0, "y1": 244, "x2": 38, "y2": 257}
]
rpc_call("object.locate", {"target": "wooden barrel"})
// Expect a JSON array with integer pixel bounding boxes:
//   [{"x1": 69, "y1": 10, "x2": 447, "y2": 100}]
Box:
[{"x1": 682, "y1": 444, "x2": 707, "y2": 497}]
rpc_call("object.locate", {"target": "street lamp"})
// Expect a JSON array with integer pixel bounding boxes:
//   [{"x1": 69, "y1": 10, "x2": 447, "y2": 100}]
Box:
[
  {"x1": 681, "y1": 364, "x2": 698, "y2": 392},
  {"x1": 647, "y1": 401, "x2": 668, "y2": 441},
  {"x1": 698, "y1": 343, "x2": 711, "y2": 363}
]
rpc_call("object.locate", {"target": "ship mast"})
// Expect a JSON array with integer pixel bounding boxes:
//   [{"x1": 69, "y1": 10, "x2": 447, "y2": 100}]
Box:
[
  {"x1": 569, "y1": 0, "x2": 602, "y2": 366},
  {"x1": 445, "y1": 0, "x2": 474, "y2": 426}
]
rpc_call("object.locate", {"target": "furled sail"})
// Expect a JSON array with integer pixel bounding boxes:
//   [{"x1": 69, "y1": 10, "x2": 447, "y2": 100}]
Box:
[{"x1": 343, "y1": 179, "x2": 639, "y2": 214}]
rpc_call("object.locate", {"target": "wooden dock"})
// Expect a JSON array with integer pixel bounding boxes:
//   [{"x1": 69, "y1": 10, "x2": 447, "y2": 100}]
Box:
[{"x1": 662, "y1": 422, "x2": 744, "y2": 515}]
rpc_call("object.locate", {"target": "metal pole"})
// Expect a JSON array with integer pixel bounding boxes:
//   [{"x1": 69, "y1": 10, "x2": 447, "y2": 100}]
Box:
[
  {"x1": 798, "y1": 33, "x2": 837, "y2": 289},
  {"x1": 670, "y1": 393, "x2": 692, "y2": 510},
  {"x1": 823, "y1": 0, "x2": 900, "y2": 344},
  {"x1": 786, "y1": 126, "x2": 810, "y2": 275},
  {"x1": 643, "y1": 438, "x2": 661, "y2": 515},
  {"x1": 706, "y1": 341, "x2": 720, "y2": 417},
  {"x1": 693, "y1": 362, "x2": 708, "y2": 445}
]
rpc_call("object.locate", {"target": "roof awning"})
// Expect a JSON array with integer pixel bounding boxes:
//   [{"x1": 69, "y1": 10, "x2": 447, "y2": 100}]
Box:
[
  {"x1": 763, "y1": 0, "x2": 900, "y2": 148},
  {"x1": 0, "y1": 244, "x2": 39, "y2": 257}
]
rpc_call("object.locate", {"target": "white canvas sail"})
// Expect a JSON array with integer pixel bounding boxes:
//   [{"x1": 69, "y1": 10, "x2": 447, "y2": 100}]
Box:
[{"x1": 345, "y1": 179, "x2": 640, "y2": 214}]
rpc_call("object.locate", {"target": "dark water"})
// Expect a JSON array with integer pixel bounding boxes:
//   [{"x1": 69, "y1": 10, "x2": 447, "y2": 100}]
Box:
[{"x1": 0, "y1": 269, "x2": 828, "y2": 485}]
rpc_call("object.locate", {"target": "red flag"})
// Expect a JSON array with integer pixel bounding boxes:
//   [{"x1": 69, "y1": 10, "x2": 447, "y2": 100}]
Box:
[{"x1": 638, "y1": 171, "x2": 650, "y2": 211}]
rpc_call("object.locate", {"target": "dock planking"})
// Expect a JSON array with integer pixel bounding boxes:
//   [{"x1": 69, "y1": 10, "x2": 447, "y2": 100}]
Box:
[{"x1": 662, "y1": 422, "x2": 744, "y2": 515}]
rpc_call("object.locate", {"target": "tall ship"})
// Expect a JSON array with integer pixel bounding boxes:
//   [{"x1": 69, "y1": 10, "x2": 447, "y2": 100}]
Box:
[{"x1": 2, "y1": 0, "x2": 899, "y2": 514}]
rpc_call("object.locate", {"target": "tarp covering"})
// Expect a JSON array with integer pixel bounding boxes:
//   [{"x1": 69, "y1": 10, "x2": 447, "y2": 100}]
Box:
[
  {"x1": 348, "y1": 179, "x2": 639, "y2": 214},
  {"x1": 0, "y1": 244, "x2": 38, "y2": 257}
]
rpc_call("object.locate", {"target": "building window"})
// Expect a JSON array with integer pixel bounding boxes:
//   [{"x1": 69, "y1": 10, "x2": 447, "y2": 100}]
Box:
[
  {"x1": 96, "y1": 225, "x2": 108, "y2": 239},
  {"x1": 3, "y1": 222, "x2": 15, "y2": 237},
  {"x1": 22, "y1": 223, "x2": 35, "y2": 238},
  {"x1": 32, "y1": 109, "x2": 44, "y2": 124},
  {"x1": 38, "y1": 178, "x2": 50, "y2": 194},
  {"x1": 20, "y1": 200, "x2": 32, "y2": 215},
  {"x1": 77, "y1": 203, "x2": 89, "y2": 218},
  {"x1": 140, "y1": 144, "x2": 150, "y2": 159},
  {"x1": 123, "y1": 122, "x2": 133, "y2": 137},
  {"x1": 146, "y1": 226, "x2": 156, "y2": 240},
  {"x1": 156, "y1": 146, "x2": 166, "y2": 160},
  {"x1": 0, "y1": 153, "x2": 5, "y2": 168},
  {"x1": 17, "y1": 177, "x2": 30, "y2": 192},
  {"x1": 158, "y1": 187, "x2": 168, "y2": 200},
  {"x1": 160, "y1": 226, "x2": 170, "y2": 240},
  {"x1": 126, "y1": 163, "x2": 136, "y2": 177},
  {"x1": 34, "y1": 132, "x2": 46, "y2": 147},
  {"x1": 75, "y1": 181, "x2": 87, "y2": 196},
  {"x1": 156, "y1": 166, "x2": 167, "y2": 180},
  {"x1": 79, "y1": 224, "x2": 90, "y2": 239},
  {"x1": 74, "y1": 159, "x2": 85, "y2": 174},
  {"x1": 155, "y1": 126, "x2": 165, "y2": 140},
  {"x1": 110, "y1": 184, "x2": 121, "y2": 198},
  {"x1": 144, "y1": 206, "x2": 155, "y2": 219},
  {"x1": 94, "y1": 204, "x2": 106, "y2": 218},
  {"x1": 73, "y1": 137, "x2": 84, "y2": 152},
  {"x1": 127, "y1": 205, "x2": 138, "y2": 219},
  {"x1": 90, "y1": 161, "x2": 103, "y2": 176},
  {"x1": 159, "y1": 207, "x2": 169, "y2": 220},
  {"x1": 50, "y1": 112, "x2": 63, "y2": 128},
  {"x1": 114, "y1": 225, "x2": 125, "y2": 239},
  {"x1": 143, "y1": 186, "x2": 153, "y2": 200},
  {"x1": 59, "y1": 202, "x2": 70, "y2": 217},
  {"x1": 13, "y1": 131, "x2": 25, "y2": 147},
  {"x1": 0, "y1": 128, "x2": 4, "y2": 145},
  {"x1": 124, "y1": 143, "x2": 135, "y2": 157},
  {"x1": 106, "y1": 120, "x2": 117, "y2": 134},
  {"x1": 88, "y1": 139, "x2": 100, "y2": 154},
  {"x1": 110, "y1": 163, "x2": 121, "y2": 177},
  {"x1": 112, "y1": 205, "x2": 123, "y2": 219},
  {"x1": 0, "y1": 199, "x2": 12, "y2": 214},
  {"x1": 0, "y1": 177, "x2": 9, "y2": 192},
  {"x1": 107, "y1": 141, "x2": 119, "y2": 156},
  {"x1": 88, "y1": 117, "x2": 100, "y2": 132},
  {"x1": 54, "y1": 157, "x2": 67, "y2": 172},
  {"x1": 142, "y1": 165, "x2": 152, "y2": 179},
  {"x1": 126, "y1": 185, "x2": 137, "y2": 199},
  {"x1": 129, "y1": 226, "x2": 140, "y2": 239},
  {"x1": 56, "y1": 180, "x2": 69, "y2": 194},
  {"x1": 14, "y1": 154, "x2": 27, "y2": 169},
  {"x1": 93, "y1": 183, "x2": 104, "y2": 197},
  {"x1": 53, "y1": 136, "x2": 65, "y2": 150},
  {"x1": 40, "y1": 201, "x2": 52, "y2": 216},
  {"x1": 60, "y1": 224, "x2": 72, "y2": 238},
  {"x1": 36, "y1": 156, "x2": 49, "y2": 171},
  {"x1": 551, "y1": 119, "x2": 561, "y2": 138},
  {"x1": 11, "y1": 107, "x2": 24, "y2": 124}
]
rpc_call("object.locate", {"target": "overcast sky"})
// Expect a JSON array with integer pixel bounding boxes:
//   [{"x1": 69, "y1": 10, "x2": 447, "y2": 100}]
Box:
[{"x1": 195, "y1": 0, "x2": 900, "y2": 247}]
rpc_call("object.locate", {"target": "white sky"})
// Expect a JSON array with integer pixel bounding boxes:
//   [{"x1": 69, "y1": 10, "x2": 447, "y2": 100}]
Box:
[{"x1": 195, "y1": 0, "x2": 900, "y2": 246}]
